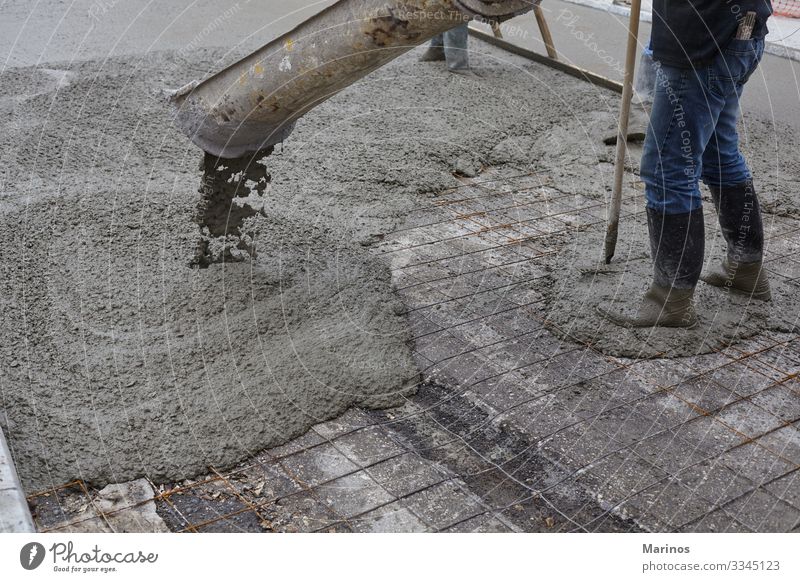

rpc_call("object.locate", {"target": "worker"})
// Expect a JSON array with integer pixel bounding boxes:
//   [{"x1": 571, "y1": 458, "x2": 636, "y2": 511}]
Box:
[
  {"x1": 600, "y1": 1, "x2": 773, "y2": 328},
  {"x1": 418, "y1": 22, "x2": 472, "y2": 74}
]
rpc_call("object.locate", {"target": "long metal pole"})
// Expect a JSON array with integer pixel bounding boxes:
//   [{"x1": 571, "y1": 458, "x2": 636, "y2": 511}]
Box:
[
  {"x1": 604, "y1": 0, "x2": 642, "y2": 263},
  {"x1": 533, "y1": 3, "x2": 557, "y2": 60}
]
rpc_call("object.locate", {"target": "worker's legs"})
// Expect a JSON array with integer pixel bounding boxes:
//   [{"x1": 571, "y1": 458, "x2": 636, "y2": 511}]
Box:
[
  {"x1": 642, "y1": 36, "x2": 764, "y2": 213},
  {"x1": 597, "y1": 206, "x2": 705, "y2": 329},
  {"x1": 601, "y1": 36, "x2": 769, "y2": 327},
  {"x1": 700, "y1": 95, "x2": 751, "y2": 190},
  {"x1": 640, "y1": 63, "x2": 726, "y2": 215},
  {"x1": 419, "y1": 24, "x2": 470, "y2": 70},
  {"x1": 639, "y1": 61, "x2": 725, "y2": 292},
  {"x1": 701, "y1": 74, "x2": 761, "y2": 261},
  {"x1": 443, "y1": 23, "x2": 470, "y2": 71},
  {"x1": 700, "y1": 37, "x2": 770, "y2": 299},
  {"x1": 700, "y1": 37, "x2": 764, "y2": 189},
  {"x1": 600, "y1": 62, "x2": 721, "y2": 328},
  {"x1": 419, "y1": 33, "x2": 446, "y2": 62}
]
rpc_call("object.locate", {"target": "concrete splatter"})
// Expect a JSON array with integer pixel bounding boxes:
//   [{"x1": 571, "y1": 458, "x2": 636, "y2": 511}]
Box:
[{"x1": 192, "y1": 148, "x2": 274, "y2": 267}]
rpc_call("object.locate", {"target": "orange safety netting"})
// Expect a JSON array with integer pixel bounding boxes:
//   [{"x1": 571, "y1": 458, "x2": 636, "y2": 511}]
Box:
[{"x1": 774, "y1": 0, "x2": 800, "y2": 18}]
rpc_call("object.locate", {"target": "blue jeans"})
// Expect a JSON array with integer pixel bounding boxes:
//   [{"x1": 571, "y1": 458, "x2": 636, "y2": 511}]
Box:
[
  {"x1": 428, "y1": 23, "x2": 470, "y2": 70},
  {"x1": 641, "y1": 37, "x2": 765, "y2": 214}
]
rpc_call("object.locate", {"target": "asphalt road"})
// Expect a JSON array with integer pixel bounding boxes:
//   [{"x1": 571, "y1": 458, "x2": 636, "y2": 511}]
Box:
[{"x1": 0, "y1": 0, "x2": 337, "y2": 68}]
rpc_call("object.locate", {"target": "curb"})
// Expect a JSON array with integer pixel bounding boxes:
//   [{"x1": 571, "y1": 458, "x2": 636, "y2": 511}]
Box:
[
  {"x1": 764, "y1": 41, "x2": 800, "y2": 62},
  {"x1": 0, "y1": 427, "x2": 35, "y2": 532},
  {"x1": 561, "y1": 0, "x2": 653, "y2": 23}
]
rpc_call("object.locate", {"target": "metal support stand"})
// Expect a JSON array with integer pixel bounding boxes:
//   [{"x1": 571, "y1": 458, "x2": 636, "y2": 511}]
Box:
[{"x1": 534, "y1": 4, "x2": 558, "y2": 60}]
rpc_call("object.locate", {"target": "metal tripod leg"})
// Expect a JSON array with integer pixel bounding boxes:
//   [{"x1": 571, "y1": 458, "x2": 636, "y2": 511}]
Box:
[{"x1": 534, "y1": 3, "x2": 557, "y2": 60}]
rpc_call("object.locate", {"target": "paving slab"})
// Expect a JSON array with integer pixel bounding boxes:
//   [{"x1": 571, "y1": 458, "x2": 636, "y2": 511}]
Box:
[
  {"x1": 677, "y1": 509, "x2": 753, "y2": 533},
  {"x1": 279, "y1": 443, "x2": 360, "y2": 488},
  {"x1": 349, "y1": 504, "x2": 429, "y2": 533},
  {"x1": 624, "y1": 479, "x2": 718, "y2": 530},
  {"x1": 764, "y1": 470, "x2": 800, "y2": 509},
  {"x1": 402, "y1": 481, "x2": 485, "y2": 530},
  {"x1": 314, "y1": 471, "x2": 395, "y2": 519},
  {"x1": 443, "y1": 512, "x2": 515, "y2": 532},
  {"x1": 366, "y1": 453, "x2": 447, "y2": 499},
  {"x1": 334, "y1": 427, "x2": 407, "y2": 467},
  {"x1": 258, "y1": 492, "x2": 343, "y2": 533},
  {"x1": 719, "y1": 443, "x2": 797, "y2": 486},
  {"x1": 756, "y1": 425, "x2": 800, "y2": 466},
  {"x1": 723, "y1": 488, "x2": 800, "y2": 533}
]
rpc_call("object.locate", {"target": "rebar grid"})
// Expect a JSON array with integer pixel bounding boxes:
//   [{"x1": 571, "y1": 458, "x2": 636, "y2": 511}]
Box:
[{"x1": 27, "y1": 166, "x2": 800, "y2": 533}]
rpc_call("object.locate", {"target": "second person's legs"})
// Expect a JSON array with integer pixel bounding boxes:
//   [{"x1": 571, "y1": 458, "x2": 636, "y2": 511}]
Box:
[
  {"x1": 419, "y1": 33, "x2": 445, "y2": 62},
  {"x1": 443, "y1": 23, "x2": 470, "y2": 71}
]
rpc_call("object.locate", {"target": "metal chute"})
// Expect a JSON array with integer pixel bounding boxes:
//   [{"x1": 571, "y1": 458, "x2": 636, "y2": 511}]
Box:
[{"x1": 169, "y1": 0, "x2": 537, "y2": 158}]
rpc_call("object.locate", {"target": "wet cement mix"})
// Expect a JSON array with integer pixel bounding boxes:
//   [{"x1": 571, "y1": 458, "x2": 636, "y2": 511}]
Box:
[
  {"x1": 541, "y1": 218, "x2": 797, "y2": 359},
  {"x1": 2, "y1": 43, "x2": 799, "y2": 492},
  {"x1": 533, "y1": 112, "x2": 800, "y2": 358}
]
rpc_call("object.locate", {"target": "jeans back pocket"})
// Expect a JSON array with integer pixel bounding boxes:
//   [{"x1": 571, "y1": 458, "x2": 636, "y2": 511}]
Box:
[{"x1": 708, "y1": 38, "x2": 764, "y2": 97}]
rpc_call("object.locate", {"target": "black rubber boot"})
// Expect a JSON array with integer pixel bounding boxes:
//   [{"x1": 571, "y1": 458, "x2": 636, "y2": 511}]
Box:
[
  {"x1": 701, "y1": 180, "x2": 771, "y2": 301},
  {"x1": 598, "y1": 207, "x2": 705, "y2": 328}
]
